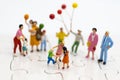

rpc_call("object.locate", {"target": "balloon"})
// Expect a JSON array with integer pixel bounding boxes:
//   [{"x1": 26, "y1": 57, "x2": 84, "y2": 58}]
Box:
[
  {"x1": 49, "y1": 14, "x2": 55, "y2": 20},
  {"x1": 57, "y1": 9, "x2": 62, "y2": 15},
  {"x1": 87, "y1": 41, "x2": 91, "y2": 47},
  {"x1": 39, "y1": 23, "x2": 44, "y2": 29},
  {"x1": 24, "y1": 14, "x2": 29, "y2": 20},
  {"x1": 61, "y1": 4, "x2": 66, "y2": 9},
  {"x1": 72, "y1": 2, "x2": 78, "y2": 8}
]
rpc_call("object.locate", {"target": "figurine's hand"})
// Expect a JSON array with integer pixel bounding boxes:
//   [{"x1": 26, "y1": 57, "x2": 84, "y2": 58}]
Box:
[{"x1": 107, "y1": 46, "x2": 110, "y2": 49}]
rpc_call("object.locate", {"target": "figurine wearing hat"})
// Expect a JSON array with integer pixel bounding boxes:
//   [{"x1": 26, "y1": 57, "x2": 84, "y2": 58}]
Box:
[{"x1": 70, "y1": 29, "x2": 84, "y2": 56}]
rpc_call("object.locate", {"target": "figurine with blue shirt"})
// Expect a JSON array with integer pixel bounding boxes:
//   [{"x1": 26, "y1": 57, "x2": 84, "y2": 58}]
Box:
[{"x1": 98, "y1": 31, "x2": 113, "y2": 65}]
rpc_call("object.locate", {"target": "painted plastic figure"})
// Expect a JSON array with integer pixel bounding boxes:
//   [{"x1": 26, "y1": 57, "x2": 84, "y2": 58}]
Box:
[
  {"x1": 53, "y1": 42, "x2": 64, "y2": 62},
  {"x1": 86, "y1": 28, "x2": 98, "y2": 60},
  {"x1": 40, "y1": 30, "x2": 48, "y2": 52},
  {"x1": 56, "y1": 27, "x2": 69, "y2": 44},
  {"x1": 62, "y1": 46, "x2": 69, "y2": 69},
  {"x1": 29, "y1": 21, "x2": 40, "y2": 52},
  {"x1": 70, "y1": 29, "x2": 84, "y2": 55},
  {"x1": 98, "y1": 31, "x2": 113, "y2": 65},
  {"x1": 47, "y1": 49, "x2": 56, "y2": 65},
  {"x1": 13, "y1": 24, "x2": 25, "y2": 57},
  {"x1": 22, "y1": 38, "x2": 28, "y2": 56},
  {"x1": 25, "y1": 19, "x2": 33, "y2": 30}
]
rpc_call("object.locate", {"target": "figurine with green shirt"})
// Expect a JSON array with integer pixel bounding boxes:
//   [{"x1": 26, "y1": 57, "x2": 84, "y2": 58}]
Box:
[{"x1": 47, "y1": 49, "x2": 56, "y2": 65}]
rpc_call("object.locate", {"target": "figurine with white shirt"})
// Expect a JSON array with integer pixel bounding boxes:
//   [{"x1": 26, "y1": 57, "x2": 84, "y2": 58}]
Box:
[
  {"x1": 70, "y1": 29, "x2": 84, "y2": 56},
  {"x1": 40, "y1": 30, "x2": 48, "y2": 52}
]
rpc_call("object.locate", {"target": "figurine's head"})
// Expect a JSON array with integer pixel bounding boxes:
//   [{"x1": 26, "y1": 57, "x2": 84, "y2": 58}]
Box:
[
  {"x1": 42, "y1": 30, "x2": 46, "y2": 35},
  {"x1": 78, "y1": 29, "x2": 82, "y2": 35},
  {"x1": 33, "y1": 21, "x2": 37, "y2": 26},
  {"x1": 19, "y1": 24, "x2": 23, "y2": 30},
  {"x1": 63, "y1": 46, "x2": 67, "y2": 56},
  {"x1": 59, "y1": 42, "x2": 64, "y2": 46},
  {"x1": 25, "y1": 38, "x2": 27, "y2": 42},
  {"x1": 105, "y1": 31, "x2": 109, "y2": 36},
  {"x1": 92, "y1": 28, "x2": 97, "y2": 34},
  {"x1": 29, "y1": 19, "x2": 33, "y2": 24},
  {"x1": 60, "y1": 27, "x2": 63, "y2": 32}
]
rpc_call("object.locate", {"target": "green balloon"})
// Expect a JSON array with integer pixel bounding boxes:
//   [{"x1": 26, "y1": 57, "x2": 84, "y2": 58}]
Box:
[{"x1": 39, "y1": 24, "x2": 44, "y2": 29}]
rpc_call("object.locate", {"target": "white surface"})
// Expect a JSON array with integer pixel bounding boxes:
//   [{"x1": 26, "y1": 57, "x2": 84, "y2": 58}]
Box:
[{"x1": 0, "y1": 0, "x2": 120, "y2": 80}]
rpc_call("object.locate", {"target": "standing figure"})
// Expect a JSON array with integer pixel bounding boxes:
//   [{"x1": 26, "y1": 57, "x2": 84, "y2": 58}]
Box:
[
  {"x1": 62, "y1": 46, "x2": 69, "y2": 69},
  {"x1": 53, "y1": 42, "x2": 64, "y2": 62},
  {"x1": 98, "y1": 31, "x2": 113, "y2": 65},
  {"x1": 86, "y1": 28, "x2": 98, "y2": 60},
  {"x1": 70, "y1": 29, "x2": 84, "y2": 55},
  {"x1": 13, "y1": 24, "x2": 25, "y2": 57},
  {"x1": 40, "y1": 30, "x2": 48, "y2": 51},
  {"x1": 29, "y1": 21, "x2": 40, "y2": 52},
  {"x1": 56, "y1": 27, "x2": 69, "y2": 44},
  {"x1": 22, "y1": 38, "x2": 28, "y2": 56}
]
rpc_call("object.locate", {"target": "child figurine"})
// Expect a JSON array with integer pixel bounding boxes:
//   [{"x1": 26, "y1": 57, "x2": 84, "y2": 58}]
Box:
[
  {"x1": 25, "y1": 19, "x2": 33, "y2": 30},
  {"x1": 62, "y1": 46, "x2": 69, "y2": 69},
  {"x1": 86, "y1": 28, "x2": 98, "y2": 60},
  {"x1": 47, "y1": 49, "x2": 56, "y2": 65},
  {"x1": 52, "y1": 42, "x2": 64, "y2": 62},
  {"x1": 70, "y1": 29, "x2": 84, "y2": 55},
  {"x1": 98, "y1": 31, "x2": 113, "y2": 65},
  {"x1": 22, "y1": 38, "x2": 28, "y2": 56},
  {"x1": 40, "y1": 30, "x2": 48, "y2": 52}
]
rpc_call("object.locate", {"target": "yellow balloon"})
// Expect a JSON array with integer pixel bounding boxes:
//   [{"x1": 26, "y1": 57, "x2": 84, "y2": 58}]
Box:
[
  {"x1": 72, "y1": 2, "x2": 78, "y2": 8},
  {"x1": 87, "y1": 41, "x2": 91, "y2": 47}
]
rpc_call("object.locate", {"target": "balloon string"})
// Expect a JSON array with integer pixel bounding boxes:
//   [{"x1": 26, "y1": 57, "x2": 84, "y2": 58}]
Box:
[
  {"x1": 55, "y1": 16, "x2": 69, "y2": 33},
  {"x1": 64, "y1": 10, "x2": 71, "y2": 19},
  {"x1": 60, "y1": 15, "x2": 69, "y2": 33},
  {"x1": 70, "y1": 9, "x2": 75, "y2": 30}
]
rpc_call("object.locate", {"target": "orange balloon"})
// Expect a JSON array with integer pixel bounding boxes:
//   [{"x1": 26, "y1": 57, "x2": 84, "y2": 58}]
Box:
[{"x1": 24, "y1": 14, "x2": 29, "y2": 20}]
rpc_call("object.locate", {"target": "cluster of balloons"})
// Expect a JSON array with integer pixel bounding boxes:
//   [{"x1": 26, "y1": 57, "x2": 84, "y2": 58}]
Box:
[{"x1": 49, "y1": 2, "x2": 78, "y2": 20}]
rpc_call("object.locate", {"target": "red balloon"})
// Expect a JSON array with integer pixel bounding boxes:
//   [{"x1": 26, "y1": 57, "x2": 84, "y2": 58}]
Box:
[
  {"x1": 57, "y1": 9, "x2": 62, "y2": 15},
  {"x1": 49, "y1": 14, "x2": 55, "y2": 20},
  {"x1": 61, "y1": 4, "x2": 66, "y2": 9}
]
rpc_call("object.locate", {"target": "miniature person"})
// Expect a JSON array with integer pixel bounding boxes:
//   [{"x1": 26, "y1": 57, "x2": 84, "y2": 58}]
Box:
[
  {"x1": 40, "y1": 30, "x2": 48, "y2": 51},
  {"x1": 62, "y1": 46, "x2": 69, "y2": 69},
  {"x1": 13, "y1": 24, "x2": 25, "y2": 57},
  {"x1": 25, "y1": 19, "x2": 33, "y2": 29},
  {"x1": 98, "y1": 31, "x2": 113, "y2": 65},
  {"x1": 70, "y1": 29, "x2": 84, "y2": 55},
  {"x1": 29, "y1": 21, "x2": 40, "y2": 52},
  {"x1": 56, "y1": 27, "x2": 69, "y2": 44},
  {"x1": 47, "y1": 49, "x2": 56, "y2": 65},
  {"x1": 22, "y1": 38, "x2": 28, "y2": 56},
  {"x1": 86, "y1": 28, "x2": 98, "y2": 60},
  {"x1": 53, "y1": 42, "x2": 64, "y2": 62}
]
